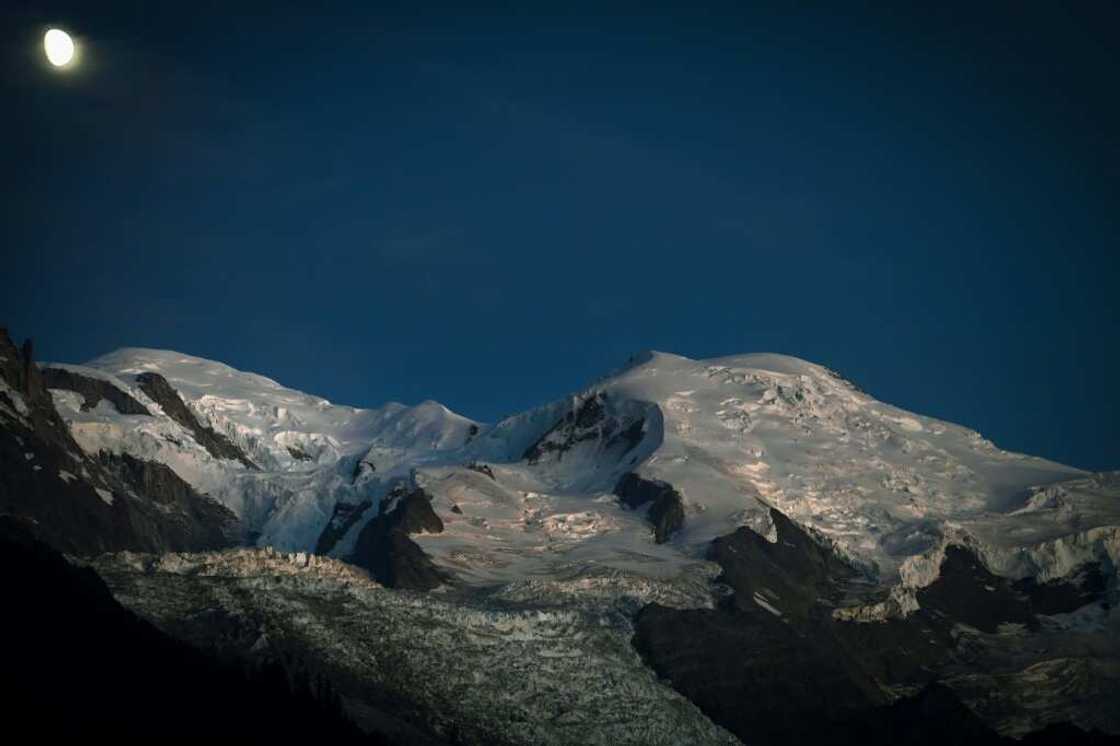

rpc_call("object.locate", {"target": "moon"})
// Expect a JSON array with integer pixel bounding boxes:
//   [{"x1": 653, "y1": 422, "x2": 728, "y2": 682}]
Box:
[{"x1": 44, "y1": 28, "x2": 75, "y2": 67}]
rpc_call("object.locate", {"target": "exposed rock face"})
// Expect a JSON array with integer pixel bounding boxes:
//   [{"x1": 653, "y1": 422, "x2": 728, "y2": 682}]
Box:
[
  {"x1": 522, "y1": 391, "x2": 646, "y2": 465},
  {"x1": 287, "y1": 444, "x2": 315, "y2": 461},
  {"x1": 709, "y1": 508, "x2": 856, "y2": 620},
  {"x1": 615, "y1": 473, "x2": 685, "y2": 543},
  {"x1": 1, "y1": 331, "x2": 123, "y2": 555},
  {"x1": 97, "y1": 451, "x2": 239, "y2": 549},
  {"x1": 314, "y1": 499, "x2": 373, "y2": 555},
  {"x1": 632, "y1": 510, "x2": 883, "y2": 744},
  {"x1": 523, "y1": 393, "x2": 607, "y2": 463},
  {"x1": 19, "y1": 338, "x2": 46, "y2": 399},
  {"x1": 2, "y1": 329, "x2": 83, "y2": 455},
  {"x1": 352, "y1": 455, "x2": 376, "y2": 482},
  {"x1": 609, "y1": 418, "x2": 646, "y2": 452},
  {"x1": 136, "y1": 371, "x2": 258, "y2": 469},
  {"x1": 631, "y1": 505, "x2": 1118, "y2": 746},
  {"x1": 635, "y1": 602, "x2": 938, "y2": 745},
  {"x1": 349, "y1": 487, "x2": 448, "y2": 590},
  {"x1": 1013, "y1": 562, "x2": 1108, "y2": 616},
  {"x1": 0, "y1": 516, "x2": 377, "y2": 743},
  {"x1": 0, "y1": 328, "x2": 238, "y2": 555},
  {"x1": 41, "y1": 366, "x2": 150, "y2": 415},
  {"x1": 466, "y1": 462, "x2": 496, "y2": 480},
  {"x1": 915, "y1": 545, "x2": 1037, "y2": 633}
]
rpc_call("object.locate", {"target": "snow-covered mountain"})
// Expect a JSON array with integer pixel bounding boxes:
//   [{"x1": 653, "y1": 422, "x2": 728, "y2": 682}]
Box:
[
  {"x1": 46, "y1": 348, "x2": 480, "y2": 549},
  {"x1": 13, "y1": 337, "x2": 1117, "y2": 743},
  {"x1": 47, "y1": 346, "x2": 1117, "y2": 596}
]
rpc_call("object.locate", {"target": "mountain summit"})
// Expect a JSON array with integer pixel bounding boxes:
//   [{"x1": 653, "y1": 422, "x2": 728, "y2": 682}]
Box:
[
  {"x1": 3, "y1": 330, "x2": 1117, "y2": 744},
  {"x1": 49, "y1": 344, "x2": 1110, "y2": 591}
]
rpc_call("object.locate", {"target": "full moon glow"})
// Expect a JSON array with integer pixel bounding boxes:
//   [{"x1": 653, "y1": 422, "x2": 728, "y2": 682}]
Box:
[{"x1": 44, "y1": 28, "x2": 75, "y2": 67}]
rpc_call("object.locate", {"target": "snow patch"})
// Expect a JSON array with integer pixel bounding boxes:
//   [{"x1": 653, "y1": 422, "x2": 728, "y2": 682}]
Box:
[
  {"x1": 0, "y1": 379, "x2": 29, "y2": 417},
  {"x1": 752, "y1": 592, "x2": 782, "y2": 616}
]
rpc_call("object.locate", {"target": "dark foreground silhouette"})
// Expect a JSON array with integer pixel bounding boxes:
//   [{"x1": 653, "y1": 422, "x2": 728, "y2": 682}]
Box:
[{"x1": 0, "y1": 516, "x2": 381, "y2": 743}]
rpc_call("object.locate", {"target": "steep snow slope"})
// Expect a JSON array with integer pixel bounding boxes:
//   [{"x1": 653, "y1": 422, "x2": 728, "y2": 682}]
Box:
[
  {"x1": 85, "y1": 348, "x2": 479, "y2": 471},
  {"x1": 409, "y1": 350, "x2": 1115, "y2": 594},
  {"x1": 590, "y1": 352, "x2": 1092, "y2": 574},
  {"x1": 47, "y1": 349, "x2": 480, "y2": 548}
]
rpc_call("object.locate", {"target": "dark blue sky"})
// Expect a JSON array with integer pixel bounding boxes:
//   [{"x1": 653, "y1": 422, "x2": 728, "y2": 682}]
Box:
[{"x1": 2, "y1": 2, "x2": 1117, "y2": 469}]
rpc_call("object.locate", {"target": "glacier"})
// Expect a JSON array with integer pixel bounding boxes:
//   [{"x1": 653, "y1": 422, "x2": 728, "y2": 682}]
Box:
[
  {"x1": 26, "y1": 342, "x2": 1119, "y2": 742},
  {"x1": 47, "y1": 346, "x2": 1118, "y2": 599}
]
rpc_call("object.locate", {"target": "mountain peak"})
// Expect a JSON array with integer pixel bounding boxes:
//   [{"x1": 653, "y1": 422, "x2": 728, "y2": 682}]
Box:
[{"x1": 7, "y1": 327, "x2": 1119, "y2": 743}]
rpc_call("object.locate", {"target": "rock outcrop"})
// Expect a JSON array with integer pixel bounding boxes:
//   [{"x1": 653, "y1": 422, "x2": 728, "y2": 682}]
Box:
[
  {"x1": 349, "y1": 487, "x2": 448, "y2": 590},
  {"x1": 708, "y1": 508, "x2": 855, "y2": 620},
  {"x1": 915, "y1": 545, "x2": 1037, "y2": 633},
  {"x1": 632, "y1": 509, "x2": 880, "y2": 743},
  {"x1": 314, "y1": 499, "x2": 373, "y2": 555},
  {"x1": 522, "y1": 391, "x2": 646, "y2": 464},
  {"x1": 631, "y1": 505, "x2": 1117, "y2": 746},
  {"x1": 0, "y1": 327, "x2": 239, "y2": 555},
  {"x1": 1013, "y1": 561, "x2": 1108, "y2": 616},
  {"x1": 97, "y1": 451, "x2": 240, "y2": 549},
  {"x1": 136, "y1": 371, "x2": 258, "y2": 469},
  {"x1": 615, "y1": 473, "x2": 685, "y2": 543},
  {"x1": 523, "y1": 393, "x2": 608, "y2": 463},
  {"x1": 466, "y1": 462, "x2": 496, "y2": 480},
  {"x1": 41, "y1": 366, "x2": 151, "y2": 415}
]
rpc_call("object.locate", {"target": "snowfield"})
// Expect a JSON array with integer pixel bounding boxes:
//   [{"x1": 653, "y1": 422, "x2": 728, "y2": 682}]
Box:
[{"x1": 47, "y1": 347, "x2": 1119, "y2": 607}]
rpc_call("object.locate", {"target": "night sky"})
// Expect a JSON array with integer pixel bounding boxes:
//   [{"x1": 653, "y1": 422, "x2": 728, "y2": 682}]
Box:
[{"x1": 1, "y1": 2, "x2": 1117, "y2": 470}]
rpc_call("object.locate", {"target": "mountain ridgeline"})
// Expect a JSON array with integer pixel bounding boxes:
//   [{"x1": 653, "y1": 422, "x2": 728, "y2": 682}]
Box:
[
  {"x1": 1, "y1": 325, "x2": 1117, "y2": 744},
  {"x1": 0, "y1": 328, "x2": 238, "y2": 555}
]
